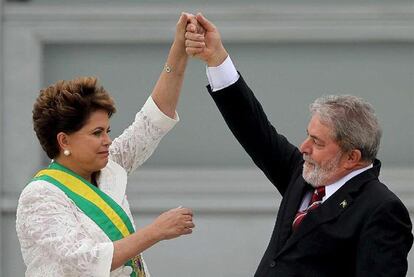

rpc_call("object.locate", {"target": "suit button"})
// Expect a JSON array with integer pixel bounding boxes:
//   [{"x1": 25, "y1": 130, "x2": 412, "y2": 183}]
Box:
[{"x1": 269, "y1": 261, "x2": 276, "y2": 268}]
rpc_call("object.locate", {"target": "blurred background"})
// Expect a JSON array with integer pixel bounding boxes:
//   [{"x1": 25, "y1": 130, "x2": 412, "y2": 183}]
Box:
[{"x1": 0, "y1": 0, "x2": 413, "y2": 276}]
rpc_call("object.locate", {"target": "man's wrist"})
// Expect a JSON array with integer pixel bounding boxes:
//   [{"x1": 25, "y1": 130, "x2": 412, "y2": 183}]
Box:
[
  {"x1": 207, "y1": 47, "x2": 228, "y2": 67},
  {"x1": 206, "y1": 55, "x2": 239, "y2": 92}
]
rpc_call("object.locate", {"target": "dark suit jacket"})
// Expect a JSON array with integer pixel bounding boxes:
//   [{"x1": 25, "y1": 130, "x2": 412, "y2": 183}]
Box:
[{"x1": 207, "y1": 75, "x2": 413, "y2": 277}]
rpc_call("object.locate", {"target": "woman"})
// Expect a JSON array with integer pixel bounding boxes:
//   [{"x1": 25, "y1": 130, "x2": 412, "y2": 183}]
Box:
[{"x1": 16, "y1": 13, "x2": 195, "y2": 277}]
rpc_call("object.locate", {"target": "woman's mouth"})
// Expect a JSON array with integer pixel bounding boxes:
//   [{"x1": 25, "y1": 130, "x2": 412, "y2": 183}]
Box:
[{"x1": 98, "y1": 151, "x2": 109, "y2": 157}]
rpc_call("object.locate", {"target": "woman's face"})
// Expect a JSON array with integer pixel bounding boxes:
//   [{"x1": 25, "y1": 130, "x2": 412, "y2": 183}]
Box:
[{"x1": 65, "y1": 109, "x2": 112, "y2": 174}]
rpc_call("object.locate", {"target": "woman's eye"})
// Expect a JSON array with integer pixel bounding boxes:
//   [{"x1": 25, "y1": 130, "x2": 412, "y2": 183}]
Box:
[{"x1": 93, "y1": 130, "x2": 102, "y2": 136}]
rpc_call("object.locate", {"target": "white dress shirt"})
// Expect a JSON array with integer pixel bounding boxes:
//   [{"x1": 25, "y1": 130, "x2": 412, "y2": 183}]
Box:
[{"x1": 206, "y1": 56, "x2": 239, "y2": 92}]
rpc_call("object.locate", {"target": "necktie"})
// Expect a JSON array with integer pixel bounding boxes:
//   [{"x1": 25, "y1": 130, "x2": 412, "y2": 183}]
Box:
[{"x1": 292, "y1": 186, "x2": 326, "y2": 231}]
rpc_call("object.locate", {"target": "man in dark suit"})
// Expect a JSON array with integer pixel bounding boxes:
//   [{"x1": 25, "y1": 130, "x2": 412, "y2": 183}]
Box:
[{"x1": 185, "y1": 13, "x2": 413, "y2": 276}]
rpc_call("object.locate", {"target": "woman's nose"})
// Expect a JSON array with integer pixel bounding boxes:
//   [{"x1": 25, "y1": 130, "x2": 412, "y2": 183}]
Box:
[{"x1": 103, "y1": 133, "x2": 112, "y2": 146}]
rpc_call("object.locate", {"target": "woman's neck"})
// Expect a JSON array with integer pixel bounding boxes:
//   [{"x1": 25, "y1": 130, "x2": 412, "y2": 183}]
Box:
[{"x1": 54, "y1": 157, "x2": 92, "y2": 183}]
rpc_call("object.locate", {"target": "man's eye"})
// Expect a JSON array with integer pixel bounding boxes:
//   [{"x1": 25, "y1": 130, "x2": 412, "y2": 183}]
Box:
[{"x1": 313, "y1": 139, "x2": 323, "y2": 147}]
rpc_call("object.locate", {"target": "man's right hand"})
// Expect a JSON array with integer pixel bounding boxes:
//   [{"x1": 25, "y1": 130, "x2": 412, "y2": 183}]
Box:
[{"x1": 185, "y1": 13, "x2": 228, "y2": 67}]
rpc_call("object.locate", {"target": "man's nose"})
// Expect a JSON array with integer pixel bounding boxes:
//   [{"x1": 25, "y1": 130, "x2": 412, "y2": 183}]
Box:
[{"x1": 300, "y1": 137, "x2": 311, "y2": 154}]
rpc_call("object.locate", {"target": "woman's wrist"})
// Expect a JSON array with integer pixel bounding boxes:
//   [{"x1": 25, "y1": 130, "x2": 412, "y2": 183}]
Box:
[
  {"x1": 171, "y1": 40, "x2": 188, "y2": 59},
  {"x1": 144, "y1": 223, "x2": 164, "y2": 243},
  {"x1": 164, "y1": 41, "x2": 188, "y2": 76}
]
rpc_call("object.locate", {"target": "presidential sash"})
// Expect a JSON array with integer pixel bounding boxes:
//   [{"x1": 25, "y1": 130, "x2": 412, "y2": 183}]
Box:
[{"x1": 33, "y1": 162, "x2": 146, "y2": 277}]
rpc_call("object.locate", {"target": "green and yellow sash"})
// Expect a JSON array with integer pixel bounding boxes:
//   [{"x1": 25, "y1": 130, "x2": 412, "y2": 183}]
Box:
[{"x1": 33, "y1": 162, "x2": 146, "y2": 277}]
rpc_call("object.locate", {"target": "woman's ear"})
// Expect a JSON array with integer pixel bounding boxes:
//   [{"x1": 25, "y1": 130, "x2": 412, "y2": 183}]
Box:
[{"x1": 56, "y1": 132, "x2": 69, "y2": 151}]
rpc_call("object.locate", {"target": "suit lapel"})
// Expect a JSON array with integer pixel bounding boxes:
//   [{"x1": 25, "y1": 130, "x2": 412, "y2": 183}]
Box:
[
  {"x1": 276, "y1": 190, "x2": 354, "y2": 258},
  {"x1": 275, "y1": 161, "x2": 381, "y2": 259},
  {"x1": 274, "y1": 178, "x2": 310, "y2": 252}
]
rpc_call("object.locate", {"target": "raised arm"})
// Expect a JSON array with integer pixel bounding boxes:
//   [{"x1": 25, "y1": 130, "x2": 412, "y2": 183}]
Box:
[
  {"x1": 151, "y1": 12, "x2": 193, "y2": 118},
  {"x1": 109, "y1": 13, "x2": 194, "y2": 173},
  {"x1": 185, "y1": 13, "x2": 303, "y2": 194}
]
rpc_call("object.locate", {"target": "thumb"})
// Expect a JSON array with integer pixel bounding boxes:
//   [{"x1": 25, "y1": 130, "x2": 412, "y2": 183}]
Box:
[
  {"x1": 196, "y1": 13, "x2": 215, "y2": 32},
  {"x1": 177, "y1": 12, "x2": 190, "y2": 29}
]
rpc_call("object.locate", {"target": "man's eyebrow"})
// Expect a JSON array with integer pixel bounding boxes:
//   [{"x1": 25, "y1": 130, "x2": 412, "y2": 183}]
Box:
[{"x1": 307, "y1": 130, "x2": 325, "y2": 143}]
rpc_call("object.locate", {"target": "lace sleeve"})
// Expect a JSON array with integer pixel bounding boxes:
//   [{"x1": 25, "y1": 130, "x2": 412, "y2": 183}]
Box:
[
  {"x1": 16, "y1": 181, "x2": 114, "y2": 277},
  {"x1": 109, "y1": 96, "x2": 178, "y2": 175}
]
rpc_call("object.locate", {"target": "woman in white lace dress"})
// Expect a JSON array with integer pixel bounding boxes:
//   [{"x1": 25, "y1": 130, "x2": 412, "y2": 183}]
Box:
[{"x1": 16, "y1": 13, "x2": 197, "y2": 277}]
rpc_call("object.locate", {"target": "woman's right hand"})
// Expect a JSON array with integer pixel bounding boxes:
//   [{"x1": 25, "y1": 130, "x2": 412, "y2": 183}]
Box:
[{"x1": 150, "y1": 207, "x2": 195, "y2": 241}]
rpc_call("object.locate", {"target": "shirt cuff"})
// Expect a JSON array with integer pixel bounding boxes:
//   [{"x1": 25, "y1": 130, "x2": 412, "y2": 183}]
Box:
[
  {"x1": 206, "y1": 56, "x2": 239, "y2": 92},
  {"x1": 139, "y1": 96, "x2": 179, "y2": 132},
  {"x1": 95, "y1": 242, "x2": 114, "y2": 277}
]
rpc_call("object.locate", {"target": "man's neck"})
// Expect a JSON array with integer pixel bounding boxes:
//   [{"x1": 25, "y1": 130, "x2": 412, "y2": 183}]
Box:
[{"x1": 326, "y1": 163, "x2": 373, "y2": 187}]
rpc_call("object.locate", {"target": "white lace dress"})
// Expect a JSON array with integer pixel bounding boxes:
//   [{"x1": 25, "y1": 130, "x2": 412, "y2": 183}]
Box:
[{"x1": 16, "y1": 96, "x2": 179, "y2": 277}]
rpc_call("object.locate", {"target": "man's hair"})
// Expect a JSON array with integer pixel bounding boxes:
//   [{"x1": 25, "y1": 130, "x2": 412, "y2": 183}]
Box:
[
  {"x1": 32, "y1": 77, "x2": 116, "y2": 159},
  {"x1": 310, "y1": 95, "x2": 382, "y2": 162}
]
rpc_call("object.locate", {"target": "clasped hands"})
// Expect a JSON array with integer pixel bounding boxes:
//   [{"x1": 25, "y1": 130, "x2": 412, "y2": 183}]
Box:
[{"x1": 179, "y1": 12, "x2": 229, "y2": 67}]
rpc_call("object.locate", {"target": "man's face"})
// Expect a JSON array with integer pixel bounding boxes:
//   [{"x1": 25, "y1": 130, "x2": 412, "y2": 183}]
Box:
[{"x1": 300, "y1": 114, "x2": 347, "y2": 187}]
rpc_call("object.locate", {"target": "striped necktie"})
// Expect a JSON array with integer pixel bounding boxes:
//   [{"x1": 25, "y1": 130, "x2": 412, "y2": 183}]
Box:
[{"x1": 292, "y1": 186, "x2": 326, "y2": 231}]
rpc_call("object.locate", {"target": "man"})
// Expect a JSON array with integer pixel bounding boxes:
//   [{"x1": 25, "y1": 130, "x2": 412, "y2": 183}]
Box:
[{"x1": 185, "y1": 13, "x2": 413, "y2": 276}]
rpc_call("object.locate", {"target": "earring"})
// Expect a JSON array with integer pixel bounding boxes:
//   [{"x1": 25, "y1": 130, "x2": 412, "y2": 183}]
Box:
[{"x1": 63, "y1": 149, "x2": 71, "y2": 156}]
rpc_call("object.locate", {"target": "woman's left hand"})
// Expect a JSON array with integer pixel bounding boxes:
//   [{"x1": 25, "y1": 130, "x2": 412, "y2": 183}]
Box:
[
  {"x1": 175, "y1": 13, "x2": 193, "y2": 43},
  {"x1": 174, "y1": 12, "x2": 202, "y2": 53},
  {"x1": 149, "y1": 12, "x2": 195, "y2": 118}
]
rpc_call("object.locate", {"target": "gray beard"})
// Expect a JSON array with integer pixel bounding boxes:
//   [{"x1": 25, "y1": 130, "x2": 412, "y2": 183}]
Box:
[{"x1": 302, "y1": 153, "x2": 342, "y2": 188}]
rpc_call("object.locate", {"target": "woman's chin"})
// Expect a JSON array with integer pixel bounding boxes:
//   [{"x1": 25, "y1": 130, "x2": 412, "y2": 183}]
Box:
[
  {"x1": 101, "y1": 157, "x2": 109, "y2": 166},
  {"x1": 95, "y1": 157, "x2": 109, "y2": 170}
]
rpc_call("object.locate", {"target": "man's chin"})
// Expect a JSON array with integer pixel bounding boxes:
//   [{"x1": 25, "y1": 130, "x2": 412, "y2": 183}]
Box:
[
  {"x1": 302, "y1": 166, "x2": 313, "y2": 180},
  {"x1": 302, "y1": 170, "x2": 324, "y2": 188},
  {"x1": 302, "y1": 170, "x2": 312, "y2": 184}
]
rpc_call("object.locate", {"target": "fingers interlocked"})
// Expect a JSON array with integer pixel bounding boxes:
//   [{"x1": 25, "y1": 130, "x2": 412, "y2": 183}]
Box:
[{"x1": 184, "y1": 14, "x2": 207, "y2": 57}]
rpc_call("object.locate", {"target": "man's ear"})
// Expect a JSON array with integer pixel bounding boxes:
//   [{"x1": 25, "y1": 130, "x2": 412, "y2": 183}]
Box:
[{"x1": 343, "y1": 149, "x2": 363, "y2": 170}]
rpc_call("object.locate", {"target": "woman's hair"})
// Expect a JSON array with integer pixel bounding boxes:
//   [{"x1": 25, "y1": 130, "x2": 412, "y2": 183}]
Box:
[
  {"x1": 310, "y1": 95, "x2": 382, "y2": 162},
  {"x1": 33, "y1": 77, "x2": 116, "y2": 159}
]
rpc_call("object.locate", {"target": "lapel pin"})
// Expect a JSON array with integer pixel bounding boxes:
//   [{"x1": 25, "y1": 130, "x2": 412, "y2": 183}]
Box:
[{"x1": 340, "y1": 200, "x2": 348, "y2": 208}]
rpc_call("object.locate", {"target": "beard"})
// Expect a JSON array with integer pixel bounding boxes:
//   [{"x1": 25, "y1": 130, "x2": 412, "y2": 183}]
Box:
[{"x1": 302, "y1": 153, "x2": 342, "y2": 188}]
